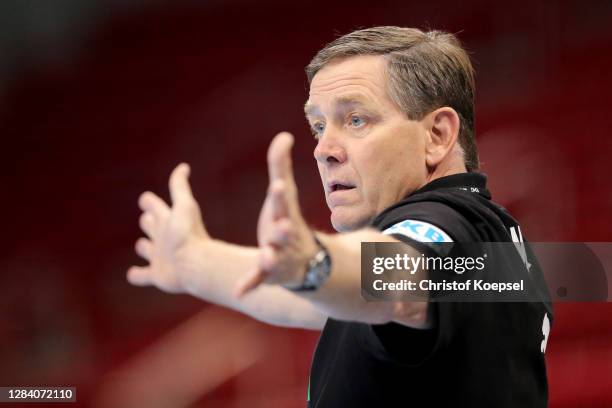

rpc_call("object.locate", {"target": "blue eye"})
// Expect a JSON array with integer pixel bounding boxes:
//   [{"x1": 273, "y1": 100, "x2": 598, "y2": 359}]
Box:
[
  {"x1": 350, "y1": 116, "x2": 365, "y2": 127},
  {"x1": 312, "y1": 122, "x2": 325, "y2": 136}
]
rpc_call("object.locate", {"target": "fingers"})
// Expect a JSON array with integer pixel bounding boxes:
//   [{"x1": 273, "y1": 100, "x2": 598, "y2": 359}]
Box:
[
  {"x1": 269, "y1": 179, "x2": 289, "y2": 220},
  {"x1": 139, "y1": 212, "x2": 156, "y2": 238},
  {"x1": 169, "y1": 163, "x2": 194, "y2": 208},
  {"x1": 268, "y1": 132, "x2": 301, "y2": 220},
  {"x1": 135, "y1": 237, "x2": 153, "y2": 260},
  {"x1": 268, "y1": 217, "x2": 292, "y2": 246},
  {"x1": 139, "y1": 191, "x2": 170, "y2": 221},
  {"x1": 127, "y1": 265, "x2": 152, "y2": 286},
  {"x1": 259, "y1": 244, "x2": 279, "y2": 271},
  {"x1": 138, "y1": 163, "x2": 197, "y2": 216},
  {"x1": 233, "y1": 245, "x2": 278, "y2": 297},
  {"x1": 267, "y1": 132, "x2": 295, "y2": 184}
]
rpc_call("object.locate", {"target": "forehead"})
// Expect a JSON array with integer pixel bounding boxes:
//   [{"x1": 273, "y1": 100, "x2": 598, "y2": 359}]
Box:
[{"x1": 306, "y1": 55, "x2": 394, "y2": 113}]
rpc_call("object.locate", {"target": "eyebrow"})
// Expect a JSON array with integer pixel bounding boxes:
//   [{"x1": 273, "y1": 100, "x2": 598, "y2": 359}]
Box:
[{"x1": 304, "y1": 94, "x2": 375, "y2": 118}]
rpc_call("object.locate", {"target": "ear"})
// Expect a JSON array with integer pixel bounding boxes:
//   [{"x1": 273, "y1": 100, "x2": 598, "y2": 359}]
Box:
[{"x1": 424, "y1": 107, "x2": 461, "y2": 169}]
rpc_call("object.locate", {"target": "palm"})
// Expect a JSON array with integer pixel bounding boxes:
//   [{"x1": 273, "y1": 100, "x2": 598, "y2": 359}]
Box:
[
  {"x1": 147, "y1": 208, "x2": 193, "y2": 292},
  {"x1": 235, "y1": 132, "x2": 318, "y2": 295}
]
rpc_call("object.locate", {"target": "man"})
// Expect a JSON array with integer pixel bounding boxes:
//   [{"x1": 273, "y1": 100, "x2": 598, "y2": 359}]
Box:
[{"x1": 127, "y1": 27, "x2": 552, "y2": 407}]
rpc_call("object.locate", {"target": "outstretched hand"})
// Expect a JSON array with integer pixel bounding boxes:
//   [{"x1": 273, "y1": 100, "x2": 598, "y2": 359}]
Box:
[
  {"x1": 127, "y1": 163, "x2": 209, "y2": 293},
  {"x1": 234, "y1": 132, "x2": 319, "y2": 296}
]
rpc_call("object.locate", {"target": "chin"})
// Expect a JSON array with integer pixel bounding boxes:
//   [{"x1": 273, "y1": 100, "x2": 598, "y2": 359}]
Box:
[{"x1": 330, "y1": 207, "x2": 371, "y2": 232}]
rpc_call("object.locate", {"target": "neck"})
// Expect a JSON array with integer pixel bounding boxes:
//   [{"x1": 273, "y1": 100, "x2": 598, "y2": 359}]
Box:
[{"x1": 424, "y1": 155, "x2": 467, "y2": 186}]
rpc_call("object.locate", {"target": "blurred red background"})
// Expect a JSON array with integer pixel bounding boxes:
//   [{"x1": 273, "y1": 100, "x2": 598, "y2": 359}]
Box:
[{"x1": 1, "y1": 0, "x2": 611, "y2": 407}]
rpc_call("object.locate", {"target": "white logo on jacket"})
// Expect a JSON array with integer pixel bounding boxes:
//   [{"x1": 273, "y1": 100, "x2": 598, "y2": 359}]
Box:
[{"x1": 383, "y1": 220, "x2": 453, "y2": 243}]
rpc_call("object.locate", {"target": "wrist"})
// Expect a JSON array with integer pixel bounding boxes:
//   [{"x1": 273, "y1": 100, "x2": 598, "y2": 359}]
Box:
[
  {"x1": 175, "y1": 236, "x2": 211, "y2": 296},
  {"x1": 282, "y1": 234, "x2": 332, "y2": 292}
]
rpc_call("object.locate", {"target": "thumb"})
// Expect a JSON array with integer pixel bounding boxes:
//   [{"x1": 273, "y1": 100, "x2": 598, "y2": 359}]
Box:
[
  {"x1": 169, "y1": 163, "x2": 193, "y2": 207},
  {"x1": 233, "y1": 245, "x2": 276, "y2": 297},
  {"x1": 234, "y1": 267, "x2": 265, "y2": 298}
]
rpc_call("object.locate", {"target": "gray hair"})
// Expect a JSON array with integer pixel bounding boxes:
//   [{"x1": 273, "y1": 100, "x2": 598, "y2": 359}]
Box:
[{"x1": 306, "y1": 26, "x2": 479, "y2": 171}]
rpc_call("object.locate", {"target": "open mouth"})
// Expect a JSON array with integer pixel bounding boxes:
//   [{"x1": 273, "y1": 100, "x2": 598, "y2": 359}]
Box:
[{"x1": 330, "y1": 183, "x2": 355, "y2": 192}]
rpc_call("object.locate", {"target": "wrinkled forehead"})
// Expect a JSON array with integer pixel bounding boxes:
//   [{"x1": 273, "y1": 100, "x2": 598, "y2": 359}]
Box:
[
  {"x1": 305, "y1": 55, "x2": 393, "y2": 114},
  {"x1": 308, "y1": 55, "x2": 388, "y2": 96}
]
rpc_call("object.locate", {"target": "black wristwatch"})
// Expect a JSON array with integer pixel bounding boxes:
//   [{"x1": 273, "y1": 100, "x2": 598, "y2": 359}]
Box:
[{"x1": 283, "y1": 236, "x2": 332, "y2": 292}]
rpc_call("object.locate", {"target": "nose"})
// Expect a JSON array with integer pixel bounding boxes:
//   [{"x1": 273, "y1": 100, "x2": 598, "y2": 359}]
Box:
[{"x1": 314, "y1": 130, "x2": 347, "y2": 165}]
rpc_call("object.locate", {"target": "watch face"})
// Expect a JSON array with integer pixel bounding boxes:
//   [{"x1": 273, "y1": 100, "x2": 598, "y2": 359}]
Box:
[
  {"x1": 313, "y1": 265, "x2": 326, "y2": 282},
  {"x1": 307, "y1": 250, "x2": 331, "y2": 287},
  {"x1": 285, "y1": 247, "x2": 331, "y2": 292}
]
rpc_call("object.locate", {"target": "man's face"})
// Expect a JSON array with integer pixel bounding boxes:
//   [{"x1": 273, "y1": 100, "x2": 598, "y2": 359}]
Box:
[{"x1": 305, "y1": 55, "x2": 429, "y2": 232}]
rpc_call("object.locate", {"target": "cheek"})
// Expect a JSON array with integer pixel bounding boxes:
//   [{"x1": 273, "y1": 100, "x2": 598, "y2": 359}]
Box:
[
  {"x1": 354, "y1": 143, "x2": 389, "y2": 203},
  {"x1": 358, "y1": 133, "x2": 424, "y2": 205}
]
